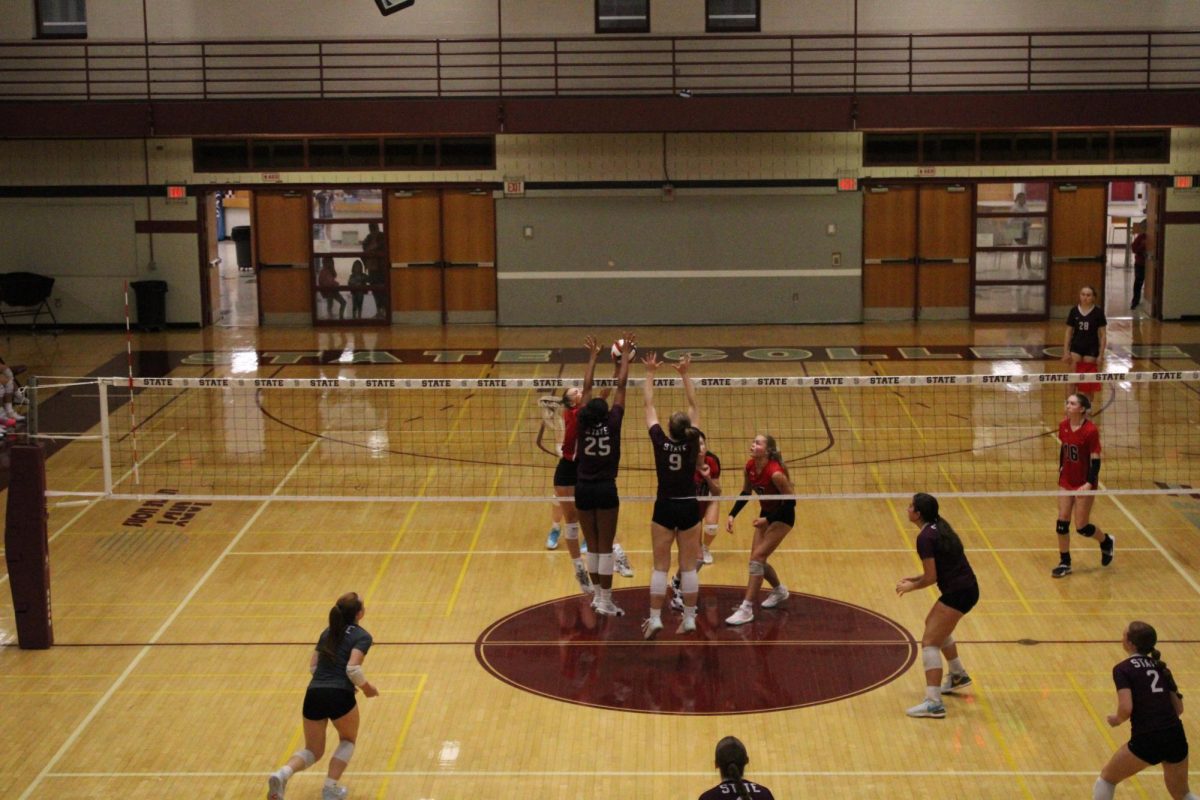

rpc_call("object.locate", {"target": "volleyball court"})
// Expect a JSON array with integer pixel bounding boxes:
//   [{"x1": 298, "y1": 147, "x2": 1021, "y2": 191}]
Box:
[{"x1": 4, "y1": 355, "x2": 1200, "y2": 798}]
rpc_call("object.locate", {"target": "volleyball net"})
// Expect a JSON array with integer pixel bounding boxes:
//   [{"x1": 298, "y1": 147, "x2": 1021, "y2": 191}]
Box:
[{"x1": 30, "y1": 371, "x2": 1200, "y2": 503}]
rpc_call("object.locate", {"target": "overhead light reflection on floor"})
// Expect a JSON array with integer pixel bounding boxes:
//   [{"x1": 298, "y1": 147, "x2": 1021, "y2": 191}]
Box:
[{"x1": 438, "y1": 740, "x2": 460, "y2": 769}]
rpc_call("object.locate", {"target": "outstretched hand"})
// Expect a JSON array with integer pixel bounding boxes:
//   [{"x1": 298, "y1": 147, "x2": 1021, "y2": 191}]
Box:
[
  {"x1": 642, "y1": 351, "x2": 661, "y2": 372},
  {"x1": 672, "y1": 354, "x2": 692, "y2": 375},
  {"x1": 618, "y1": 332, "x2": 637, "y2": 362}
]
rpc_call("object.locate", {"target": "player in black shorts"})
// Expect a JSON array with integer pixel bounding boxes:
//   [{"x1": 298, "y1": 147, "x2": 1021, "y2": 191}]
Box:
[
  {"x1": 1062, "y1": 284, "x2": 1107, "y2": 405},
  {"x1": 268, "y1": 592, "x2": 379, "y2": 800},
  {"x1": 640, "y1": 352, "x2": 702, "y2": 639},
  {"x1": 895, "y1": 493, "x2": 978, "y2": 719},
  {"x1": 575, "y1": 333, "x2": 635, "y2": 617},
  {"x1": 1094, "y1": 621, "x2": 1196, "y2": 800}
]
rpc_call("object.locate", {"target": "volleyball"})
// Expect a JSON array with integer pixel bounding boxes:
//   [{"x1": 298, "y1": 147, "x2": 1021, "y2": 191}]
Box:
[{"x1": 611, "y1": 339, "x2": 635, "y2": 361}]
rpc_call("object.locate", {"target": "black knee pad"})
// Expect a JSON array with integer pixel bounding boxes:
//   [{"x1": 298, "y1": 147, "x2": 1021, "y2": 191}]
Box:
[
  {"x1": 1056, "y1": 520, "x2": 1070, "y2": 535},
  {"x1": 1077, "y1": 523, "x2": 1096, "y2": 537}
]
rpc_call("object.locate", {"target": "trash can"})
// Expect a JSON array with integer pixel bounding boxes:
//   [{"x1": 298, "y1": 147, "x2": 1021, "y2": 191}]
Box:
[
  {"x1": 130, "y1": 280, "x2": 168, "y2": 331},
  {"x1": 231, "y1": 225, "x2": 252, "y2": 270}
]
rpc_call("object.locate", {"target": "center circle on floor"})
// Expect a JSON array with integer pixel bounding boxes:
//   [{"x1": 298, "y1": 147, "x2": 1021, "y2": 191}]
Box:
[{"x1": 475, "y1": 585, "x2": 917, "y2": 715}]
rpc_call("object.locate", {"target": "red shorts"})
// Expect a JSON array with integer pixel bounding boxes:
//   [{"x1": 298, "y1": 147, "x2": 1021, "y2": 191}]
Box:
[
  {"x1": 1074, "y1": 361, "x2": 1100, "y2": 393},
  {"x1": 1059, "y1": 477, "x2": 1090, "y2": 492}
]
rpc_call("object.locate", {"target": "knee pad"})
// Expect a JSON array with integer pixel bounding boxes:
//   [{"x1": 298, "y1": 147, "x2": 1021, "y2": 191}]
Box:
[
  {"x1": 1077, "y1": 524, "x2": 1096, "y2": 537},
  {"x1": 332, "y1": 740, "x2": 355, "y2": 764},
  {"x1": 586, "y1": 552, "x2": 600, "y2": 574},
  {"x1": 295, "y1": 749, "x2": 316, "y2": 768},
  {"x1": 650, "y1": 569, "x2": 669, "y2": 596},
  {"x1": 703, "y1": 524, "x2": 718, "y2": 536},
  {"x1": 679, "y1": 570, "x2": 699, "y2": 595},
  {"x1": 1056, "y1": 519, "x2": 1070, "y2": 535},
  {"x1": 922, "y1": 645, "x2": 942, "y2": 671},
  {"x1": 941, "y1": 635, "x2": 955, "y2": 649},
  {"x1": 564, "y1": 522, "x2": 580, "y2": 541},
  {"x1": 597, "y1": 552, "x2": 614, "y2": 577},
  {"x1": 748, "y1": 560, "x2": 765, "y2": 577}
]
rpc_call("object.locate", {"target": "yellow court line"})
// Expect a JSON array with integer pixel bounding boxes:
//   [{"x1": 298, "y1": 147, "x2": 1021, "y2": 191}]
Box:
[
  {"x1": 444, "y1": 375, "x2": 538, "y2": 618},
  {"x1": 940, "y1": 465, "x2": 1034, "y2": 615},
  {"x1": 375, "y1": 672, "x2": 428, "y2": 800},
  {"x1": 1066, "y1": 672, "x2": 1151, "y2": 800}
]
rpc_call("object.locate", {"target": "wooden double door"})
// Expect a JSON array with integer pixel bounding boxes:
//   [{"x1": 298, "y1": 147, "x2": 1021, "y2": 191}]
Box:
[
  {"x1": 863, "y1": 185, "x2": 972, "y2": 321},
  {"x1": 388, "y1": 189, "x2": 496, "y2": 324}
]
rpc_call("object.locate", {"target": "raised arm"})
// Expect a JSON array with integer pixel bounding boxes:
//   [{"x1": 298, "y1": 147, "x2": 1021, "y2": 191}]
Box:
[
  {"x1": 581, "y1": 335, "x2": 601, "y2": 404},
  {"x1": 641, "y1": 351, "x2": 661, "y2": 429},
  {"x1": 612, "y1": 332, "x2": 636, "y2": 408},
  {"x1": 673, "y1": 354, "x2": 699, "y2": 429}
]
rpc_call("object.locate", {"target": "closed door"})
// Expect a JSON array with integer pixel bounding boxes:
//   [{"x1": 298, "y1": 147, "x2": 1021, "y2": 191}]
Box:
[
  {"x1": 254, "y1": 191, "x2": 311, "y2": 325},
  {"x1": 1050, "y1": 183, "x2": 1107, "y2": 317},
  {"x1": 441, "y1": 190, "x2": 496, "y2": 324},
  {"x1": 917, "y1": 186, "x2": 972, "y2": 319},
  {"x1": 863, "y1": 186, "x2": 917, "y2": 320},
  {"x1": 388, "y1": 190, "x2": 444, "y2": 325}
]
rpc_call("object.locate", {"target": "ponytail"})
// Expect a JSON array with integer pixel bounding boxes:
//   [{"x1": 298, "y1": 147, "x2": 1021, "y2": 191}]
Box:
[
  {"x1": 320, "y1": 592, "x2": 363, "y2": 660},
  {"x1": 762, "y1": 434, "x2": 787, "y2": 476},
  {"x1": 714, "y1": 736, "x2": 752, "y2": 800},
  {"x1": 668, "y1": 412, "x2": 701, "y2": 472},
  {"x1": 912, "y1": 493, "x2": 964, "y2": 559},
  {"x1": 1127, "y1": 620, "x2": 1167, "y2": 669}
]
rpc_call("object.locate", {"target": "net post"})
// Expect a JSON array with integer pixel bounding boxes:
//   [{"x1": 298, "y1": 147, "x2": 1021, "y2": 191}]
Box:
[
  {"x1": 4, "y1": 443, "x2": 53, "y2": 649},
  {"x1": 98, "y1": 379, "x2": 113, "y2": 497}
]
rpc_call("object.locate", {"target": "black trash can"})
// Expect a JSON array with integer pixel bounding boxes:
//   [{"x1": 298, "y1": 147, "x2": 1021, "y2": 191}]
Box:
[
  {"x1": 231, "y1": 226, "x2": 252, "y2": 270},
  {"x1": 130, "y1": 280, "x2": 168, "y2": 331}
]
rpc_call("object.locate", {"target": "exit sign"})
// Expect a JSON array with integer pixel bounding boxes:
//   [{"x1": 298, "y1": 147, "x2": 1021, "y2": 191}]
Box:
[
  {"x1": 165, "y1": 185, "x2": 187, "y2": 203},
  {"x1": 837, "y1": 177, "x2": 858, "y2": 192},
  {"x1": 504, "y1": 177, "x2": 525, "y2": 196},
  {"x1": 1175, "y1": 175, "x2": 1195, "y2": 189}
]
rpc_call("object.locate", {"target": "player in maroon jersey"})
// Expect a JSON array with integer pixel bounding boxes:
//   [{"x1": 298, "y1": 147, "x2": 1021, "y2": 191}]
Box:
[
  {"x1": 575, "y1": 333, "x2": 635, "y2": 617},
  {"x1": 1093, "y1": 621, "x2": 1196, "y2": 800},
  {"x1": 1053, "y1": 392, "x2": 1115, "y2": 578},
  {"x1": 724, "y1": 433, "x2": 795, "y2": 626},
  {"x1": 895, "y1": 493, "x2": 978, "y2": 719},
  {"x1": 697, "y1": 736, "x2": 775, "y2": 800},
  {"x1": 1062, "y1": 285, "x2": 1107, "y2": 404},
  {"x1": 640, "y1": 352, "x2": 702, "y2": 639}
]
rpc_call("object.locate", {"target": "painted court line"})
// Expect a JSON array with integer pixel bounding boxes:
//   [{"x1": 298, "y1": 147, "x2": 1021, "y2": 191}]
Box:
[
  {"x1": 1107, "y1": 491, "x2": 1200, "y2": 596},
  {"x1": 43, "y1": 769, "x2": 1200, "y2": 779},
  {"x1": 16, "y1": 438, "x2": 321, "y2": 800}
]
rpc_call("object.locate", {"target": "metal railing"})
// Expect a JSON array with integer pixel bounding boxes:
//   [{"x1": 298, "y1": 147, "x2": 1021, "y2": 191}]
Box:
[{"x1": 0, "y1": 30, "x2": 1197, "y2": 101}]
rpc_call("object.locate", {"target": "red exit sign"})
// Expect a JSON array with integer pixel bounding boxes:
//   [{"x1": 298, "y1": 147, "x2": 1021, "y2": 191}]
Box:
[
  {"x1": 837, "y1": 177, "x2": 858, "y2": 192},
  {"x1": 1175, "y1": 175, "x2": 1195, "y2": 189}
]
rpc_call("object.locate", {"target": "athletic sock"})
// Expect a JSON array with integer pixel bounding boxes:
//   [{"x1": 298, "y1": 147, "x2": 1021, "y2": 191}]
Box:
[
  {"x1": 325, "y1": 778, "x2": 338, "y2": 789},
  {"x1": 649, "y1": 608, "x2": 661, "y2": 621},
  {"x1": 948, "y1": 657, "x2": 965, "y2": 675},
  {"x1": 925, "y1": 685, "x2": 941, "y2": 703},
  {"x1": 1059, "y1": 552, "x2": 1072, "y2": 565},
  {"x1": 683, "y1": 605, "x2": 697, "y2": 619},
  {"x1": 279, "y1": 766, "x2": 295, "y2": 781},
  {"x1": 1092, "y1": 777, "x2": 1115, "y2": 800}
]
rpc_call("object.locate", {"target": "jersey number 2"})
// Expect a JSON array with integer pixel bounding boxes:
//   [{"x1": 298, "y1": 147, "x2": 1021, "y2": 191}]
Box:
[{"x1": 1147, "y1": 669, "x2": 1163, "y2": 693}]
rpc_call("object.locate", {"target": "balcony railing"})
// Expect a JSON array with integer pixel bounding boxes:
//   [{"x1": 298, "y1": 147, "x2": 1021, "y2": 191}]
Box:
[{"x1": 1, "y1": 30, "x2": 1197, "y2": 102}]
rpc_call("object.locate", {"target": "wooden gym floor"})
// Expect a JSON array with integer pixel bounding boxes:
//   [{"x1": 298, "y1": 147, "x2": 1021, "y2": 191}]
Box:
[{"x1": 1, "y1": 317, "x2": 1198, "y2": 799}]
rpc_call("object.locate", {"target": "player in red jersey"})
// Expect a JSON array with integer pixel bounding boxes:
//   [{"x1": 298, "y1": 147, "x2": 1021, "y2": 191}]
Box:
[
  {"x1": 1053, "y1": 392, "x2": 1115, "y2": 578},
  {"x1": 541, "y1": 385, "x2": 591, "y2": 594},
  {"x1": 696, "y1": 431, "x2": 722, "y2": 564},
  {"x1": 640, "y1": 352, "x2": 702, "y2": 639},
  {"x1": 1094, "y1": 621, "x2": 1196, "y2": 800},
  {"x1": 724, "y1": 433, "x2": 795, "y2": 626}
]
